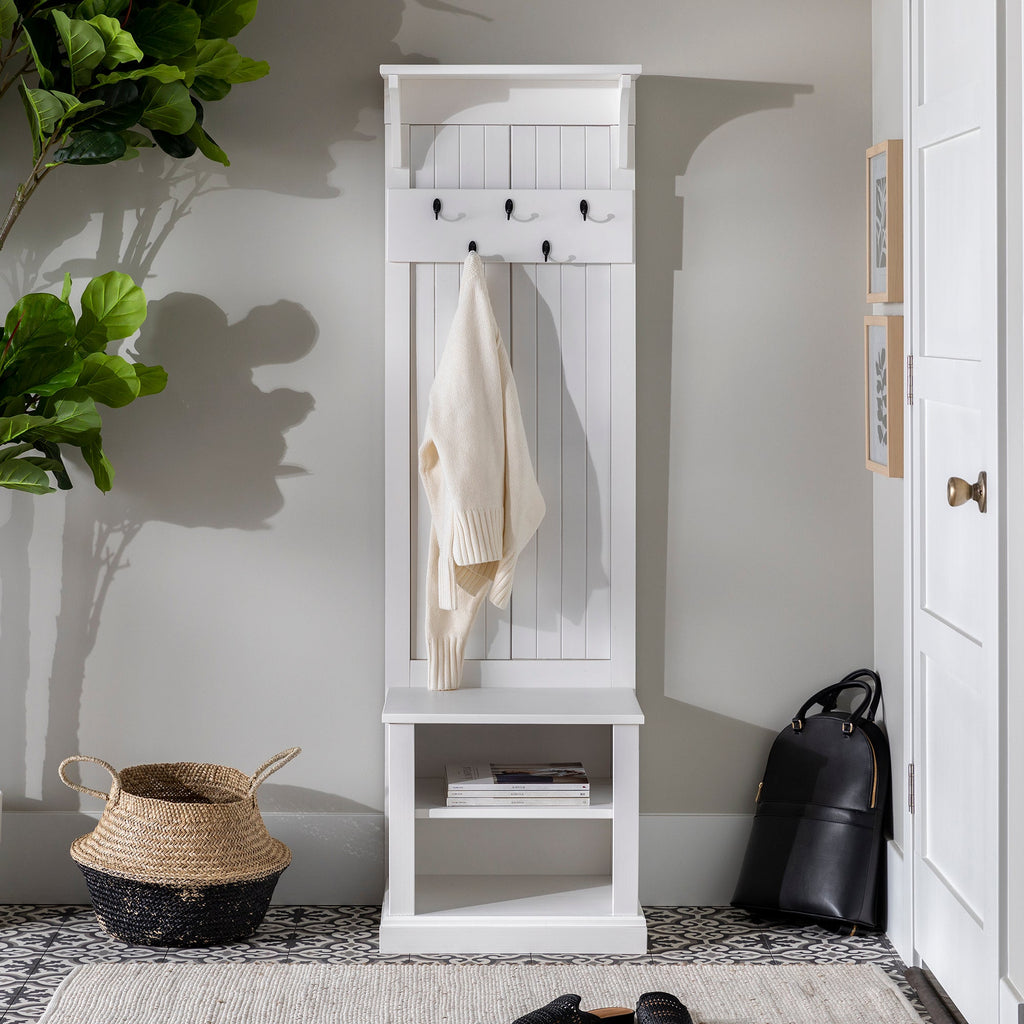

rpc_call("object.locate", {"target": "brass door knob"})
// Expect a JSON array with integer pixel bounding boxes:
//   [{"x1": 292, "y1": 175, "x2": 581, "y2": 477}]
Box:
[{"x1": 947, "y1": 471, "x2": 987, "y2": 513}]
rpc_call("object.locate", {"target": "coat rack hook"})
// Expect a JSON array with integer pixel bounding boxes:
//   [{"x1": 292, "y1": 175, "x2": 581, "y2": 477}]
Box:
[
  {"x1": 580, "y1": 199, "x2": 589, "y2": 221},
  {"x1": 468, "y1": 241, "x2": 477, "y2": 253},
  {"x1": 542, "y1": 240, "x2": 551, "y2": 262},
  {"x1": 432, "y1": 198, "x2": 441, "y2": 220},
  {"x1": 505, "y1": 198, "x2": 514, "y2": 220}
]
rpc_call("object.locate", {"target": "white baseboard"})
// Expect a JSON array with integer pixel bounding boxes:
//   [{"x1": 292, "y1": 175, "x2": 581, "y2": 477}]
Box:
[{"x1": 0, "y1": 811, "x2": 752, "y2": 906}]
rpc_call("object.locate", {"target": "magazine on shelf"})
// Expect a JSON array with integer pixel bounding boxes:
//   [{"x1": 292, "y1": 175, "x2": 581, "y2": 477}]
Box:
[
  {"x1": 446, "y1": 795, "x2": 591, "y2": 807},
  {"x1": 445, "y1": 762, "x2": 590, "y2": 792}
]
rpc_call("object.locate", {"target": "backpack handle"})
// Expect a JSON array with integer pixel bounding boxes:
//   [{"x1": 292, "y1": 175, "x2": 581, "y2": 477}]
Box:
[{"x1": 792, "y1": 669, "x2": 882, "y2": 731}]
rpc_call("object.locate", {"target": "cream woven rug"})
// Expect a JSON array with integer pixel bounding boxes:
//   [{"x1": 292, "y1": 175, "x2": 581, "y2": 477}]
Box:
[{"x1": 37, "y1": 962, "x2": 923, "y2": 1024}]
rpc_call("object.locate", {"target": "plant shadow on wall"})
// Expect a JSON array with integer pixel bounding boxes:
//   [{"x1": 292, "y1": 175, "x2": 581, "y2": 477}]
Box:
[
  {"x1": 633, "y1": 76, "x2": 813, "y2": 815},
  {"x1": 32, "y1": 293, "x2": 317, "y2": 807}
]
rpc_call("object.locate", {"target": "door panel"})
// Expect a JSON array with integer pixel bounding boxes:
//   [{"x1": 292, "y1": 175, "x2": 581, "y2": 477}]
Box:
[
  {"x1": 919, "y1": 132, "x2": 982, "y2": 361},
  {"x1": 909, "y1": 1, "x2": 1000, "y2": 1022},
  {"x1": 921, "y1": 398, "x2": 984, "y2": 640},
  {"x1": 919, "y1": 0, "x2": 980, "y2": 102},
  {"x1": 920, "y1": 654, "x2": 986, "y2": 918}
]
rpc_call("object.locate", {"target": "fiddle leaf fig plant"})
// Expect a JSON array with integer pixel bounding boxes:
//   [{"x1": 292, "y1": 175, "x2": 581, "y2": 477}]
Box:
[
  {"x1": 0, "y1": 0, "x2": 269, "y2": 250},
  {"x1": 0, "y1": 270, "x2": 167, "y2": 494}
]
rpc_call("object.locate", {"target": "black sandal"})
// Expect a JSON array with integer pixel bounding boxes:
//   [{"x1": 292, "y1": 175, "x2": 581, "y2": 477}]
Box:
[
  {"x1": 634, "y1": 992, "x2": 693, "y2": 1024},
  {"x1": 512, "y1": 994, "x2": 635, "y2": 1024}
]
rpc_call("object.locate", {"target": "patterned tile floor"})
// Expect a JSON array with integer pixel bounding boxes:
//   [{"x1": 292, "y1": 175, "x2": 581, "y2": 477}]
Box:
[{"x1": 0, "y1": 905, "x2": 929, "y2": 1022}]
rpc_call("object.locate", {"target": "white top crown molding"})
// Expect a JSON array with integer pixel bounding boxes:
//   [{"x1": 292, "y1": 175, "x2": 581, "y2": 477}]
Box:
[{"x1": 381, "y1": 64, "x2": 641, "y2": 171}]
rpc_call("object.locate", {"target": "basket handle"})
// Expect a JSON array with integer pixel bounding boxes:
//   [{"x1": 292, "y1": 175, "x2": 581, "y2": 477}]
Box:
[
  {"x1": 58, "y1": 755, "x2": 121, "y2": 802},
  {"x1": 248, "y1": 747, "x2": 301, "y2": 795}
]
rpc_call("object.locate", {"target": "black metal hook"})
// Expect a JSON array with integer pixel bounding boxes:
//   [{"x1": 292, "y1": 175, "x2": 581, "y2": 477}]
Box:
[
  {"x1": 505, "y1": 198, "x2": 514, "y2": 221},
  {"x1": 542, "y1": 240, "x2": 551, "y2": 262},
  {"x1": 432, "y1": 198, "x2": 441, "y2": 220},
  {"x1": 468, "y1": 241, "x2": 477, "y2": 253},
  {"x1": 580, "y1": 199, "x2": 589, "y2": 221}
]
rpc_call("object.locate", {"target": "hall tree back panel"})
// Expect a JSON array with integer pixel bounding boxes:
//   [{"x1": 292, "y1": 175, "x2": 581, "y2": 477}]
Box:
[{"x1": 392, "y1": 122, "x2": 635, "y2": 687}]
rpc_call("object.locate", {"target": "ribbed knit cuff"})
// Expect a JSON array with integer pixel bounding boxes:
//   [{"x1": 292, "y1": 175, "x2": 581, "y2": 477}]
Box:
[
  {"x1": 427, "y1": 635, "x2": 465, "y2": 691},
  {"x1": 489, "y1": 554, "x2": 519, "y2": 610},
  {"x1": 451, "y1": 507, "x2": 503, "y2": 566}
]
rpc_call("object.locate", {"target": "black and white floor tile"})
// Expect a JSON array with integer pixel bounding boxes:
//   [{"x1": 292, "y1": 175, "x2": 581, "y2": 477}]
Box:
[{"x1": 0, "y1": 905, "x2": 929, "y2": 1023}]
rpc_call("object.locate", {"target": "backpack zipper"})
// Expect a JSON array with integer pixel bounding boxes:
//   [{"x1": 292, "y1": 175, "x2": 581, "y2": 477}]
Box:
[{"x1": 863, "y1": 731, "x2": 878, "y2": 808}]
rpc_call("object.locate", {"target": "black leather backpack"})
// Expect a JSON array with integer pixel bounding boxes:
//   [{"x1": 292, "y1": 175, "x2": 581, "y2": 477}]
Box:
[{"x1": 731, "y1": 669, "x2": 891, "y2": 930}]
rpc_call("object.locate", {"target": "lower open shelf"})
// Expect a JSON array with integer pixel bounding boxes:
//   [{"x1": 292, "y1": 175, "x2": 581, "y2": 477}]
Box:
[{"x1": 379, "y1": 875, "x2": 648, "y2": 953}]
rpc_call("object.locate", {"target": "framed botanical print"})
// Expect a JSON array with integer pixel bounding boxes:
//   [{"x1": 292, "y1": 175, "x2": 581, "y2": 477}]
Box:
[
  {"x1": 864, "y1": 315, "x2": 904, "y2": 478},
  {"x1": 866, "y1": 140, "x2": 903, "y2": 303}
]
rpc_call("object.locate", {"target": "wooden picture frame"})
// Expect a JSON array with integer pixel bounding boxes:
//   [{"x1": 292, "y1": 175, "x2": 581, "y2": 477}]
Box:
[
  {"x1": 866, "y1": 139, "x2": 903, "y2": 303},
  {"x1": 864, "y1": 315, "x2": 904, "y2": 478}
]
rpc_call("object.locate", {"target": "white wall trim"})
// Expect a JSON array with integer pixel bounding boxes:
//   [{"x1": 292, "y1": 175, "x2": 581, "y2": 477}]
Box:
[
  {"x1": 885, "y1": 839, "x2": 912, "y2": 965},
  {"x1": 0, "y1": 812, "x2": 755, "y2": 908}
]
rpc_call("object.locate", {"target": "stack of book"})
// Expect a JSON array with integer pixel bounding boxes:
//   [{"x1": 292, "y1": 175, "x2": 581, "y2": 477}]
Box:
[{"x1": 444, "y1": 762, "x2": 590, "y2": 807}]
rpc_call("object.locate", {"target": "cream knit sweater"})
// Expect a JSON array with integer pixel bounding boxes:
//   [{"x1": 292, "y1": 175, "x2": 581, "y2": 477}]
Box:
[{"x1": 418, "y1": 253, "x2": 545, "y2": 690}]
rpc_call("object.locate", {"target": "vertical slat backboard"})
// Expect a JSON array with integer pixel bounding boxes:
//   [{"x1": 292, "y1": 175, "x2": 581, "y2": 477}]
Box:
[
  {"x1": 510, "y1": 261, "x2": 539, "y2": 659},
  {"x1": 406, "y1": 123, "x2": 621, "y2": 676}
]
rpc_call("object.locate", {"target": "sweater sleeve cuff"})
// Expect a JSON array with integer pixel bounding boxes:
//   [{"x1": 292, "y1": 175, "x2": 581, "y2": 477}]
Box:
[
  {"x1": 489, "y1": 554, "x2": 518, "y2": 610},
  {"x1": 427, "y1": 635, "x2": 466, "y2": 691},
  {"x1": 451, "y1": 507, "x2": 503, "y2": 566}
]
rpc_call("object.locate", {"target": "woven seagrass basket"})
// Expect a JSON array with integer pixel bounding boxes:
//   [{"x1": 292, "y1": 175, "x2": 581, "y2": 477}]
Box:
[{"x1": 59, "y1": 747, "x2": 299, "y2": 947}]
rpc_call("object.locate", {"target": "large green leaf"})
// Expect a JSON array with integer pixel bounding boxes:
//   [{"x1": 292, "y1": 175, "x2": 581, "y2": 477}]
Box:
[
  {"x1": 21, "y1": 17, "x2": 58, "y2": 90},
  {"x1": 131, "y1": 2, "x2": 200, "y2": 60},
  {"x1": 76, "y1": 271, "x2": 147, "y2": 350},
  {"x1": 30, "y1": 438, "x2": 72, "y2": 489},
  {"x1": 95, "y1": 63, "x2": 186, "y2": 85},
  {"x1": 0, "y1": 413, "x2": 48, "y2": 443},
  {"x1": 118, "y1": 128, "x2": 155, "y2": 160},
  {"x1": 3, "y1": 293, "x2": 76, "y2": 353},
  {"x1": 81, "y1": 437, "x2": 113, "y2": 491},
  {"x1": 88, "y1": 14, "x2": 143, "y2": 68},
  {"x1": 192, "y1": 0, "x2": 257, "y2": 39},
  {"x1": 74, "y1": 352, "x2": 141, "y2": 407},
  {"x1": 0, "y1": 0, "x2": 17, "y2": 41},
  {"x1": 192, "y1": 37, "x2": 241, "y2": 81},
  {"x1": 191, "y1": 75, "x2": 230, "y2": 102},
  {"x1": 75, "y1": 0, "x2": 108, "y2": 17},
  {"x1": 19, "y1": 84, "x2": 65, "y2": 161},
  {"x1": 52, "y1": 128, "x2": 127, "y2": 164},
  {"x1": 133, "y1": 362, "x2": 168, "y2": 396},
  {"x1": 139, "y1": 78, "x2": 196, "y2": 134},
  {"x1": 51, "y1": 11, "x2": 106, "y2": 90},
  {"x1": 79, "y1": 81, "x2": 143, "y2": 131},
  {"x1": 0, "y1": 458, "x2": 55, "y2": 494},
  {"x1": 32, "y1": 397, "x2": 101, "y2": 443},
  {"x1": 0, "y1": 442, "x2": 34, "y2": 462},
  {"x1": 50, "y1": 89, "x2": 105, "y2": 123},
  {"x1": 186, "y1": 120, "x2": 228, "y2": 165},
  {"x1": 151, "y1": 126, "x2": 196, "y2": 158},
  {"x1": 226, "y1": 55, "x2": 268, "y2": 84},
  {"x1": 0, "y1": 348, "x2": 78, "y2": 399}
]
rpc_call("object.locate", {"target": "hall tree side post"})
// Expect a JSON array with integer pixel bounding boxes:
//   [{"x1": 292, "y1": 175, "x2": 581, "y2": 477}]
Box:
[{"x1": 380, "y1": 66, "x2": 645, "y2": 954}]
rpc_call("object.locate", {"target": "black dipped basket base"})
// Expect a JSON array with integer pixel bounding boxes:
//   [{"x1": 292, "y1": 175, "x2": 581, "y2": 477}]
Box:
[{"x1": 79, "y1": 865, "x2": 285, "y2": 947}]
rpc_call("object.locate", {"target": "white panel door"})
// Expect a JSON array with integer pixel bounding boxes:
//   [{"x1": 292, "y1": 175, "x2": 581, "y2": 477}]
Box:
[{"x1": 909, "y1": 2, "x2": 1001, "y2": 1022}]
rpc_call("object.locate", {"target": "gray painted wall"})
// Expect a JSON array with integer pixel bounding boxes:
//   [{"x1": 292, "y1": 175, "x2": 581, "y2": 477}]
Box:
[
  {"x1": 870, "y1": 0, "x2": 905, "y2": 854},
  {"x1": 0, "y1": 0, "x2": 873, "y2": 901}
]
